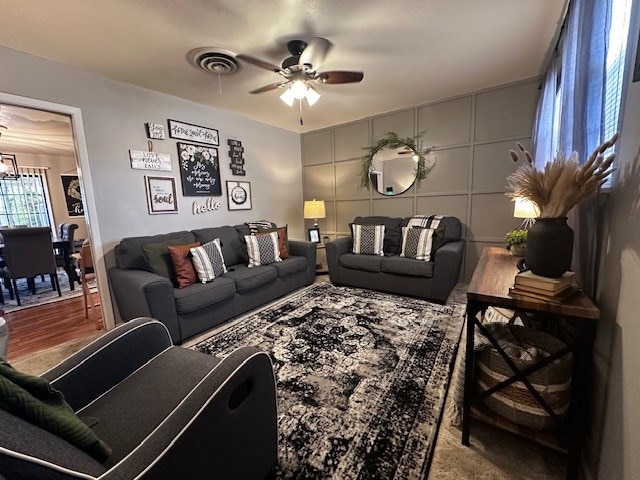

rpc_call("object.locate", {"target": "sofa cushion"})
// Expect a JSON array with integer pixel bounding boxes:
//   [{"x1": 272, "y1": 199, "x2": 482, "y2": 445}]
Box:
[
  {"x1": 190, "y1": 239, "x2": 227, "y2": 283},
  {"x1": 245, "y1": 232, "x2": 282, "y2": 267},
  {"x1": 173, "y1": 277, "x2": 237, "y2": 314},
  {"x1": 354, "y1": 216, "x2": 403, "y2": 254},
  {"x1": 191, "y1": 226, "x2": 248, "y2": 266},
  {"x1": 400, "y1": 227, "x2": 437, "y2": 261},
  {"x1": 225, "y1": 264, "x2": 277, "y2": 293},
  {"x1": 339, "y1": 253, "x2": 383, "y2": 272},
  {"x1": 381, "y1": 255, "x2": 434, "y2": 278},
  {"x1": 351, "y1": 224, "x2": 385, "y2": 255},
  {"x1": 272, "y1": 256, "x2": 308, "y2": 278},
  {"x1": 168, "y1": 241, "x2": 201, "y2": 288},
  {"x1": 115, "y1": 231, "x2": 195, "y2": 270}
]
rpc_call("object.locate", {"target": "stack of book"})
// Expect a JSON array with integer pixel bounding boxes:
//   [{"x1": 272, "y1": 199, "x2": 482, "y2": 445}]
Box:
[{"x1": 509, "y1": 270, "x2": 579, "y2": 303}]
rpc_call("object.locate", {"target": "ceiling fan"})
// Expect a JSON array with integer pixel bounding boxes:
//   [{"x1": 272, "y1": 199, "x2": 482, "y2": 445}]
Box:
[{"x1": 237, "y1": 37, "x2": 363, "y2": 107}]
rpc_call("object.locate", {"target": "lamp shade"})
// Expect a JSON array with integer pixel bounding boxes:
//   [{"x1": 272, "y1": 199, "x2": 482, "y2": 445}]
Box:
[
  {"x1": 303, "y1": 200, "x2": 326, "y2": 220},
  {"x1": 513, "y1": 198, "x2": 540, "y2": 219}
]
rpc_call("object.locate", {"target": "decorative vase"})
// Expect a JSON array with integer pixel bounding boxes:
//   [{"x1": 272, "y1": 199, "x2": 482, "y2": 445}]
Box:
[
  {"x1": 509, "y1": 244, "x2": 526, "y2": 256},
  {"x1": 524, "y1": 217, "x2": 574, "y2": 278}
]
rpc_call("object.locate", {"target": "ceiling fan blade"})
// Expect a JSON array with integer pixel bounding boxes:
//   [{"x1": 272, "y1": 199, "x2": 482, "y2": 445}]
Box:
[
  {"x1": 299, "y1": 37, "x2": 333, "y2": 70},
  {"x1": 236, "y1": 54, "x2": 281, "y2": 72},
  {"x1": 249, "y1": 81, "x2": 290, "y2": 94},
  {"x1": 316, "y1": 71, "x2": 364, "y2": 84}
]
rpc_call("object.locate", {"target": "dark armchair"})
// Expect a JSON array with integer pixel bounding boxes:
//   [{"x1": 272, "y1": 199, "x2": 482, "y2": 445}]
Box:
[
  {"x1": 0, "y1": 318, "x2": 278, "y2": 479},
  {"x1": 0, "y1": 227, "x2": 61, "y2": 306}
]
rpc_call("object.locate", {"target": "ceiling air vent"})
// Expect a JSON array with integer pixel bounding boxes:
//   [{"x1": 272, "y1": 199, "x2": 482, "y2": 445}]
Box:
[{"x1": 188, "y1": 48, "x2": 241, "y2": 75}]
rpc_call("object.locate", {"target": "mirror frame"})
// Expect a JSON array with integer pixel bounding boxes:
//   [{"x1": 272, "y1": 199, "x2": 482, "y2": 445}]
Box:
[{"x1": 360, "y1": 132, "x2": 435, "y2": 192}]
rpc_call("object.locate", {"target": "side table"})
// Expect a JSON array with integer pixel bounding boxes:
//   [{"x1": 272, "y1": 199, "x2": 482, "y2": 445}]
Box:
[
  {"x1": 462, "y1": 247, "x2": 599, "y2": 480},
  {"x1": 315, "y1": 243, "x2": 329, "y2": 274}
]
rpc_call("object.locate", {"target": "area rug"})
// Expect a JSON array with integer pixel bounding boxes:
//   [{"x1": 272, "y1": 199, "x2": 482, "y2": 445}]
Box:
[
  {"x1": 194, "y1": 283, "x2": 465, "y2": 479},
  {"x1": 1, "y1": 269, "x2": 94, "y2": 314}
]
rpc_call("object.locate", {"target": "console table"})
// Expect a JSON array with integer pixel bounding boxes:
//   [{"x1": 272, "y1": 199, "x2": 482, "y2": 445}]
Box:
[{"x1": 462, "y1": 247, "x2": 599, "y2": 480}]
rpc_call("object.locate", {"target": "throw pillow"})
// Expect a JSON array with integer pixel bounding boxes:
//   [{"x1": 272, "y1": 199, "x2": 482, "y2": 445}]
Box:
[
  {"x1": 142, "y1": 240, "x2": 183, "y2": 281},
  {"x1": 190, "y1": 239, "x2": 227, "y2": 283},
  {"x1": 351, "y1": 224, "x2": 385, "y2": 255},
  {"x1": 406, "y1": 214, "x2": 445, "y2": 229},
  {"x1": 0, "y1": 360, "x2": 111, "y2": 463},
  {"x1": 246, "y1": 220, "x2": 275, "y2": 234},
  {"x1": 431, "y1": 226, "x2": 446, "y2": 255},
  {"x1": 167, "y1": 242, "x2": 201, "y2": 288},
  {"x1": 245, "y1": 231, "x2": 282, "y2": 267},
  {"x1": 258, "y1": 225, "x2": 289, "y2": 259},
  {"x1": 400, "y1": 226, "x2": 437, "y2": 261}
]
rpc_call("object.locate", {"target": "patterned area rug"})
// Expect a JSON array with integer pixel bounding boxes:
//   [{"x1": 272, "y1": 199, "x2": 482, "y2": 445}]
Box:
[
  {"x1": 194, "y1": 283, "x2": 465, "y2": 479},
  {"x1": 1, "y1": 269, "x2": 93, "y2": 313}
]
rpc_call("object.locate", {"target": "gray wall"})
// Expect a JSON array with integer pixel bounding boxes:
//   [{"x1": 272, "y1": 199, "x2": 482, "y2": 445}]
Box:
[
  {"x1": 587, "y1": 5, "x2": 640, "y2": 478},
  {"x1": 301, "y1": 78, "x2": 540, "y2": 280},
  {"x1": 0, "y1": 45, "x2": 302, "y2": 327}
]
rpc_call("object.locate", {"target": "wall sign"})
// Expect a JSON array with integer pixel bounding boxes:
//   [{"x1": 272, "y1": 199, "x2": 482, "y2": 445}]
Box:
[
  {"x1": 145, "y1": 176, "x2": 178, "y2": 214},
  {"x1": 60, "y1": 174, "x2": 84, "y2": 217},
  {"x1": 226, "y1": 181, "x2": 252, "y2": 211},
  {"x1": 145, "y1": 122, "x2": 166, "y2": 139},
  {"x1": 192, "y1": 197, "x2": 222, "y2": 215},
  {"x1": 228, "y1": 139, "x2": 246, "y2": 176},
  {"x1": 168, "y1": 119, "x2": 219, "y2": 145},
  {"x1": 177, "y1": 142, "x2": 221, "y2": 196},
  {"x1": 129, "y1": 150, "x2": 172, "y2": 171}
]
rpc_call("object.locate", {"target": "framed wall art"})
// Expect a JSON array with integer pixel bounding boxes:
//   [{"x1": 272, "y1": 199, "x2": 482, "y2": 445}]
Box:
[
  {"x1": 145, "y1": 175, "x2": 178, "y2": 214},
  {"x1": 226, "y1": 181, "x2": 252, "y2": 211},
  {"x1": 60, "y1": 174, "x2": 84, "y2": 217},
  {"x1": 145, "y1": 122, "x2": 166, "y2": 139},
  {"x1": 129, "y1": 150, "x2": 172, "y2": 171},
  {"x1": 168, "y1": 119, "x2": 219, "y2": 145},
  {"x1": 177, "y1": 142, "x2": 221, "y2": 196}
]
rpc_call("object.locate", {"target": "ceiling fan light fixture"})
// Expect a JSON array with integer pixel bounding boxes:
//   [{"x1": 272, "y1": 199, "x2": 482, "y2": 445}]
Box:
[
  {"x1": 290, "y1": 80, "x2": 308, "y2": 100},
  {"x1": 280, "y1": 87, "x2": 296, "y2": 106},
  {"x1": 305, "y1": 86, "x2": 320, "y2": 106}
]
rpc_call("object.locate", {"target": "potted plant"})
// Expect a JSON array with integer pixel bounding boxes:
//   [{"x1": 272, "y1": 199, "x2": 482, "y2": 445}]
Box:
[{"x1": 504, "y1": 229, "x2": 528, "y2": 256}]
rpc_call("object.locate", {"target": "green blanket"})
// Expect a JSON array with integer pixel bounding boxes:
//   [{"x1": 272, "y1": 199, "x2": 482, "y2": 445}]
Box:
[{"x1": 0, "y1": 360, "x2": 111, "y2": 462}]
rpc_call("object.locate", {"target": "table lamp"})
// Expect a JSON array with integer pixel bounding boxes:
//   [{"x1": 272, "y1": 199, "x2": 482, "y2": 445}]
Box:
[
  {"x1": 303, "y1": 199, "x2": 326, "y2": 227},
  {"x1": 513, "y1": 197, "x2": 540, "y2": 228}
]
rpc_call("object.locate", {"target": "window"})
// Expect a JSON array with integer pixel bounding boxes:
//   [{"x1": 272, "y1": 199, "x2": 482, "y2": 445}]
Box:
[{"x1": 0, "y1": 167, "x2": 53, "y2": 227}]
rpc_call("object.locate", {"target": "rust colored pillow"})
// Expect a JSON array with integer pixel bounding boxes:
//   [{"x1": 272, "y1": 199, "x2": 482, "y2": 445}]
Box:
[
  {"x1": 258, "y1": 225, "x2": 289, "y2": 259},
  {"x1": 168, "y1": 242, "x2": 201, "y2": 288}
]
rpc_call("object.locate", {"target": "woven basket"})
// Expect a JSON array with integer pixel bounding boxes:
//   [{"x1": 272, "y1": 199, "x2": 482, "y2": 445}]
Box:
[{"x1": 476, "y1": 325, "x2": 573, "y2": 430}]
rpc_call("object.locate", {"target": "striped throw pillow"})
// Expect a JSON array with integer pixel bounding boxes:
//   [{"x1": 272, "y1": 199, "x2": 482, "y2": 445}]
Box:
[
  {"x1": 246, "y1": 220, "x2": 275, "y2": 234},
  {"x1": 245, "y1": 231, "x2": 282, "y2": 267},
  {"x1": 190, "y1": 238, "x2": 227, "y2": 283},
  {"x1": 400, "y1": 227, "x2": 436, "y2": 261},
  {"x1": 351, "y1": 224, "x2": 385, "y2": 255}
]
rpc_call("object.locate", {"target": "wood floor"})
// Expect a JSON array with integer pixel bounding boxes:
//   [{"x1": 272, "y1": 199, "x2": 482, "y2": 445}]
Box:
[{"x1": 4, "y1": 291, "x2": 103, "y2": 361}]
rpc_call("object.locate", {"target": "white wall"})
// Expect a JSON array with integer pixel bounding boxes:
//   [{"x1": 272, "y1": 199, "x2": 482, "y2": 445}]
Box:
[
  {"x1": 0, "y1": 45, "x2": 302, "y2": 327},
  {"x1": 587, "y1": 7, "x2": 640, "y2": 478}
]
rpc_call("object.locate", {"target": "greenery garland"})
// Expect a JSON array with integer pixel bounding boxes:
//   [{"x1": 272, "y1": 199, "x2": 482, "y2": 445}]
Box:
[{"x1": 360, "y1": 132, "x2": 435, "y2": 190}]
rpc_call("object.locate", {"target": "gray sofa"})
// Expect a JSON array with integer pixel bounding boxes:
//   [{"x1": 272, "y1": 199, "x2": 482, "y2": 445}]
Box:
[
  {"x1": 109, "y1": 224, "x2": 316, "y2": 344},
  {"x1": 0, "y1": 318, "x2": 278, "y2": 479},
  {"x1": 326, "y1": 215, "x2": 464, "y2": 303}
]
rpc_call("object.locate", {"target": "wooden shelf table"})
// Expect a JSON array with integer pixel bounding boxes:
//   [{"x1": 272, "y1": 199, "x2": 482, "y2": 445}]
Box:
[{"x1": 462, "y1": 247, "x2": 599, "y2": 480}]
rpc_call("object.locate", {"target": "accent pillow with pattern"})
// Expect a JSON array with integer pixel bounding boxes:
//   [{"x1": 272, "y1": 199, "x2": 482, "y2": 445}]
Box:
[
  {"x1": 190, "y1": 238, "x2": 227, "y2": 283},
  {"x1": 257, "y1": 225, "x2": 289, "y2": 259},
  {"x1": 400, "y1": 226, "x2": 437, "y2": 261},
  {"x1": 245, "y1": 231, "x2": 282, "y2": 267},
  {"x1": 351, "y1": 224, "x2": 385, "y2": 255}
]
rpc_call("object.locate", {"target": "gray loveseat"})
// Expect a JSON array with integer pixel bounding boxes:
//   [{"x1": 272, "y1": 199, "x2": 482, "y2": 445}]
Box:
[
  {"x1": 326, "y1": 215, "x2": 464, "y2": 303},
  {"x1": 109, "y1": 224, "x2": 316, "y2": 344}
]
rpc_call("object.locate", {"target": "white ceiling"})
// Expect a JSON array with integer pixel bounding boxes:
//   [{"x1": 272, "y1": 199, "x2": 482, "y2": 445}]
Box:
[{"x1": 0, "y1": 0, "x2": 567, "y2": 135}]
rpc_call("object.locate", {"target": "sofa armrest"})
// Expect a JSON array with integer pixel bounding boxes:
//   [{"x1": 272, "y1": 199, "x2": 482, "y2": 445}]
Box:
[
  {"x1": 431, "y1": 240, "x2": 465, "y2": 302},
  {"x1": 101, "y1": 347, "x2": 278, "y2": 480},
  {"x1": 289, "y1": 240, "x2": 316, "y2": 283},
  {"x1": 326, "y1": 237, "x2": 351, "y2": 284},
  {"x1": 108, "y1": 267, "x2": 181, "y2": 343},
  {"x1": 44, "y1": 318, "x2": 172, "y2": 411}
]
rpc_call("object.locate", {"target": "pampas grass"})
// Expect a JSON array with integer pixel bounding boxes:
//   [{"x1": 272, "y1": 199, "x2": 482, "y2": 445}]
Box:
[{"x1": 506, "y1": 134, "x2": 618, "y2": 217}]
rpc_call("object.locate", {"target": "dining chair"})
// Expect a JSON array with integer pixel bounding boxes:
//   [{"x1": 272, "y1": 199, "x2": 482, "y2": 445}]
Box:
[
  {"x1": 73, "y1": 242, "x2": 101, "y2": 328},
  {"x1": 55, "y1": 223, "x2": 80, "y2": 288},
  {"x1": 0, "y1": 227, "x2": 61, "y2": 306}
]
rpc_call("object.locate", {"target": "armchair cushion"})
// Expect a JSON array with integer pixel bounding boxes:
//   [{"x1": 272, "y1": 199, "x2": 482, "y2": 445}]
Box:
[{"x1": 0, "y1": 360, "x2": 111, "y2": 463}]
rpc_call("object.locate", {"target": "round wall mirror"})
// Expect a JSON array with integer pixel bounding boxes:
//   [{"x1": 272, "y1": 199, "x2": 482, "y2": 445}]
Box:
[{"x1": 369, "y1": 146, "x2": 419, "y2": 196}]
